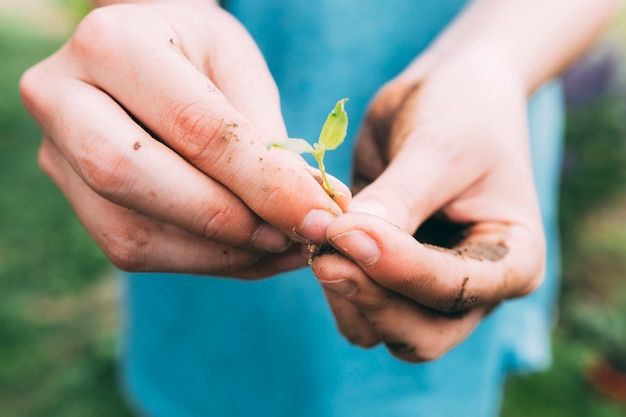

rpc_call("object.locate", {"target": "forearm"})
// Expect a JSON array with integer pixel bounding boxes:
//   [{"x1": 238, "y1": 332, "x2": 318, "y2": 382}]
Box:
[{"x1": 409, "y1": 0, "x2": 619, "y2": 95}]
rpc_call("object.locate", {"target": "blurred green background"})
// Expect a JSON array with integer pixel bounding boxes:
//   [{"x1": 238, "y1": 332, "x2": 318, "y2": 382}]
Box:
[{"x1": 2, "y1": 1, "x2": 626, "y2": 416}]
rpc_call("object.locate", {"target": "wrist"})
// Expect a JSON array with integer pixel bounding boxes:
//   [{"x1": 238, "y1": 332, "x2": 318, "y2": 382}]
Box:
[
  {"x1": 441, "y1": 42, "x2": 527, "y2": 97},
  {"x1": 400, "y1": 41, "x2": 527, "y2": 100}
]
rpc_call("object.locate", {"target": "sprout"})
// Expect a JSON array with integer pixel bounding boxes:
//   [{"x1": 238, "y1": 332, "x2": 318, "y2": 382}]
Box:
[{"x1": 268, "y1": 98, "x2": 348, "y2": 198}]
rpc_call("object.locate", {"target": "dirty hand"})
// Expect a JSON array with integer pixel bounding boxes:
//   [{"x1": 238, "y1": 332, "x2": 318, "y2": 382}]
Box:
[
  {"x1": 20, "y1": 2, "x2": 349, "y2": 278},
  {"x1": 311, "y1": 50, "x2": 545, "y2": 362}
]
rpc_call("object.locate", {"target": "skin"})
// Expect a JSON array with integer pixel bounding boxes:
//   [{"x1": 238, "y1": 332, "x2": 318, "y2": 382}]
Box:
[
  {"x1": 20, "y1": 1, "x2": 351, "y2": 278},
  {"x1": 20, "y1": 0, "x2": 618, "y2": 362},
  {"x1": 311, "y1": 0, "x2": 619, "y2": 362}
]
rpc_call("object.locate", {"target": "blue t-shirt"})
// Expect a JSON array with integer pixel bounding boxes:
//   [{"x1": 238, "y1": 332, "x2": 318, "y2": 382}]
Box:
[{"x1": 121, "y1": 2, "x2": 563, "y2": 416}]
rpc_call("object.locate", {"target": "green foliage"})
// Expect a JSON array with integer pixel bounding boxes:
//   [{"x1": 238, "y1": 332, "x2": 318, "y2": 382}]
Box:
[
  {"x1": 556, "y1": 84, "x2": 626, "y2": 366},
  {"x1": 269, "y1": 98, "x2": 348, "y2": 197},
  {"x1": 503, "y1": 48, "x2": 626, "y2": 415},
  {"x1": 317, "y1": 98, "x2": 349, "y2": 151},
  {"x1": 3, "y1": 3, "x2": 626, "y2": 416},
  {"x1": 559, "y1": 97, "x2": 626, "y2": 233},
  {"x1": 502, "y1": 331, "x2": 626, "y2": 417},
  {"x1": 568, "y1": 295, "x2": 626, "y2": 372},
  {"x1": 52, "y1": 0, "x2": 91, "y2": 20},
  {"x1": 0, "y1": 12, "x2": 133, "y2": 417}
]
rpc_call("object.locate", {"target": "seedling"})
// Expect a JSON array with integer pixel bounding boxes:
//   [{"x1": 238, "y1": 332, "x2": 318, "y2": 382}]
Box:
[{"x1": 268, "y1": 98, "x2": 348, "y2": 198}]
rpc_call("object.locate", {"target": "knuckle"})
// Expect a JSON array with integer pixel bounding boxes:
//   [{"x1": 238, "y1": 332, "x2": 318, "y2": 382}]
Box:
[
  {"x1": 352, "y1": 289, "x2": 394, "y2": 312},
  {"x1": 108, "y1": 248, "x2": 143, "y2": 272},
  {"x1": 521, "y1": 244, "x2": 547, "y2": 296},
  {"x1": 413, "y1": 345, "x2": 446, "y2": 363},
  {"x1": 69, "y1": 5, "x2": 153, "y2": 68},
  {"x1": 37, "y1": 142, "x2": 55, "y2": 178},
  {"x1": 385, "y1": 340, "x2": 445, "y2": 364},
  {"x1": 367, "y1": 79, "x2": 411, "y2": 121},
  {"x1": 337, "y1": 322, "x2": 380, "y2": 348},
  {"x1": 518, "y1": 268, "x2": 545, "y2": 297},
  {"x1": 77, "y1": 145, "x2": 132, "y2": 200},
  {"x1": 102, "y1": 230, "x2": 147, "y2": 272},
  {"x1": 506, "y1": 240, "x2": 546, "y2": 299},
  {"x1": 168, "y1": 101, "x2": 231, "y2": 163},
  {"x1": 198, "y1": 203, "x2": 235, "y2": 241},
  {"x1": 37, "y1": 139, "x2": 66, "y2": 187},
  {"x1": 69, "y1": 8, "x2": 122, "y2": 61},
  {"x1": 345, "y1": 332, "x2": 380, "y2": 348},
  {"x1": 19, "y1": 64, "x2": 46, "y2": 112}
]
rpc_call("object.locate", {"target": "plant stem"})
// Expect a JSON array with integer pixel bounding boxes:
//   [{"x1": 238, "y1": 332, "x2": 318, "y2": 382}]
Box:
[{"x1": 314, "y1": 151, "x2": 334, "y2": 198}]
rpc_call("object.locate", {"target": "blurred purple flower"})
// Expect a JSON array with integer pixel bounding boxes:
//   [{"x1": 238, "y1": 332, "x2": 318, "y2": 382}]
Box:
[{"x1": 564, "y1": 44, "x2": 621, "y2": 107}]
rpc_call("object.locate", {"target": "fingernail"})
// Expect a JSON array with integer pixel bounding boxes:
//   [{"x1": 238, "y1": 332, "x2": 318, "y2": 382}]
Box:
[
  {"x1": 298, "y1": 209, "x2": 337, "y2": 243},
  {"x1": 251, "y1": 223, "x2": 291, "y2": 252},
  {"x1": 330, "y1": 230, "x2": 380, "y2": 266},
  {"x1": 320, "y1": 279, "x2": 357, "y2": 297}
]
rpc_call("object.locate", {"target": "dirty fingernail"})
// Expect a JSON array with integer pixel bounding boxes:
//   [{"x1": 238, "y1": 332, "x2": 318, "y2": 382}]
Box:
[
  {"x1": 330, "y1": 230, "x2": 380, "y2": 266},
  {"x1": 320, "y1": 279, "x2": 357, "y2": 297},
  {"x1": 251, "y1": 223, "x2": 291, "y2": 252},
  {"x1": 298, "y1": 209, "x2": 337, "y2": 243}
]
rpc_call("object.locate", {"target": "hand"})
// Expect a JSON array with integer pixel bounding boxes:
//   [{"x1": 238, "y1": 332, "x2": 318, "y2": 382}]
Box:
[
  {"x1": 20, "y1": 2, "x2": 349, "y2": 278},
  {"x1": 311, "y1": 50, "x2": 546, "y2": 362}
]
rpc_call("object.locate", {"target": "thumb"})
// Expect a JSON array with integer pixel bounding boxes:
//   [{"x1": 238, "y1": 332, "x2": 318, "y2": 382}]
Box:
[{"x1": 349, "y1": 142, "x2": 473, "y2": 234}]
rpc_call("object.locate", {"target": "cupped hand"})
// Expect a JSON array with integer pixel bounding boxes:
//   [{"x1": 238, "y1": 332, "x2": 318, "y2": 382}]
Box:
[
  {"x1": 20, "y1": 2, "x2": 349, "y2": 278},
  {"x1": 311, "y1": 50, "x2": 546, "y2": 362}
]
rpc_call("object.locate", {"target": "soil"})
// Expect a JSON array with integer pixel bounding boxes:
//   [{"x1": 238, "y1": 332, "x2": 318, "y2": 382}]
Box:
[
  {"x1": 308, "y1": 243, "x2": 337, "y2": 265},
  {"x1": 414, "y1": 217, "x2": 508, "y2": 262},
  {"x1": 451, "y1": 241, "x2": 508, "y2": 262}
]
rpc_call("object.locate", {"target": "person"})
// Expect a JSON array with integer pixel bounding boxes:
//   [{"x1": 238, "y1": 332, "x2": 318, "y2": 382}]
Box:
[{"x1": 19, "y1": 0, "x2": 618, "y2": 416}]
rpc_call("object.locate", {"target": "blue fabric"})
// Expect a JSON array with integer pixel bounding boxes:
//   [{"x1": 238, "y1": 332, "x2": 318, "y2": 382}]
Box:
[{"x1": 121, "y1": 1, "x2": 564, "y2": 416}]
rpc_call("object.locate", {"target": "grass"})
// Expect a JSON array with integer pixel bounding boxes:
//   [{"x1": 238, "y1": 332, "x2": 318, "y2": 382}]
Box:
[{"x1": 2, "y1": 2, "x2": 626, "y2": 417}]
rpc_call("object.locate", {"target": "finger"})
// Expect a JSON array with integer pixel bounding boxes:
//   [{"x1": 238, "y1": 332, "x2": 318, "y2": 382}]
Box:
[
  {"x1": 201, "y1": 10, "x2": 287, "y2": 141},
  {"x1": 233, "y1": 244, "x2": 309, "y2": 279},
  {"x1": 307, "y1": 245, "x2": 380, "y2": 347},
  {"x1": 322, "y1": 287, "x2": 381, "y2": 348},
  {"x1": 325, "y1": 212, "x2": 544, "y2": 311},
  {"x1": 302, "y1": 165, "x2": 352, "y2": 213},
  {"x1": 65, "y1": 6, "x2": 345, "y2": 242},
  {"x1": 312, "y1": 250, "x2": 489, "y2": 362},
  {"x1": 21, "y1": 70, "x2": 290, "y2": 253},
  {"x1": 203, "y1": 18, "x2": 353, "y2": 213},
  {"x1": 352, "y1": 81, "x2": 536, "y2": 235},
  {"x1": 38, "y1": 137, "x2": 302, "y2": 278}
]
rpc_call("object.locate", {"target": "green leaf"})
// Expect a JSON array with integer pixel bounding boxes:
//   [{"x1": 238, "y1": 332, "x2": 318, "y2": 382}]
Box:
[
  {"x1": 318, "y1": 98, "x2": 348, "y2": 151},
  {"x1": 267, "y1": 138, "x2": 315, "y2": 154}
]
